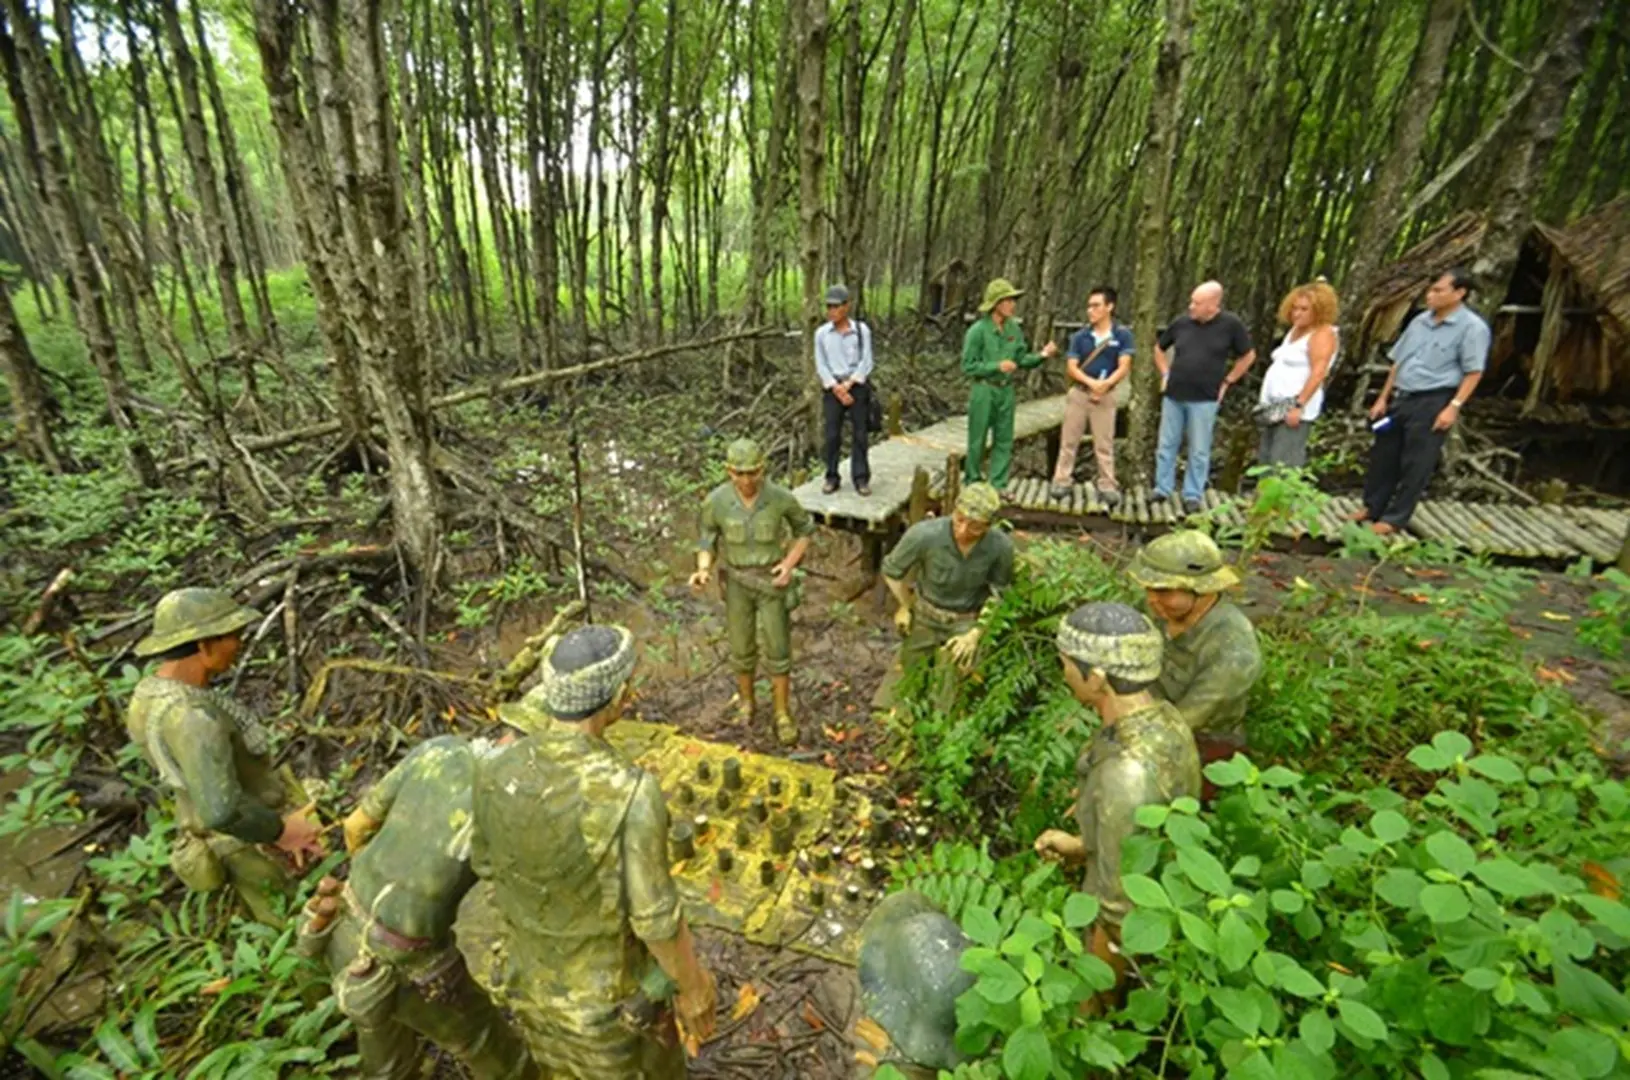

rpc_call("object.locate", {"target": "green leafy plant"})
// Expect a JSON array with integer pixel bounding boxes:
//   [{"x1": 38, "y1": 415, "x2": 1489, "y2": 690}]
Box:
[{"x1": 1578, "y1": 568, "x2": 1630, "y2": 659}]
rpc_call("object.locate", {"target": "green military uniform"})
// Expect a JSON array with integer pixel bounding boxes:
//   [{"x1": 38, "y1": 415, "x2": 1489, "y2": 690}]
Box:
[
  {"x1": 1073, "y1": 700, "x2": 1200, "y2": 923},
  {"x1": 471, "y1": 698, "x2": 686, "y2": 1079},
  {"x1": 698, "y1": 468, "x2": 816, "y2": 681},
  {"x1": 126, "y1": 588, "x2": 292, "y2": 925},
  {"x1": 311, "y1": 737, "x2": 533, "y2": 1080},
  {"x1": 875, "y1": 485, "x2": 1012, "y2": 710},
  {"x1": 962, "y1": 279, "x2": 1047, "y2": 491}
]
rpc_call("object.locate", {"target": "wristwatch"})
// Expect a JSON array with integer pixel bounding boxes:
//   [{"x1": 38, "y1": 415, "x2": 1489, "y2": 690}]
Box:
[{"x1": 1449, "y1": 399, "x2": 1465, "y2": 409}]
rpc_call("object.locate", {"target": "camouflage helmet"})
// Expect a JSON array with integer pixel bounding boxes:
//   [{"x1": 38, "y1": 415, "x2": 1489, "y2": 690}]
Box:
[
  {"x1": 856, "y1": 891, "x2": 975, "y2": 1071},
  {"x1": 725, "y1": 438, "x2": 766, "y2": 472},
  {"x1": 954, "y1": 483, "x2": 1002, "y2": 522},
  {"x1": 1127, "y1": 530, "x2": 1241, "y2": 594},
  {"x1": 977, "y1": 278, "x2": 1024, "y2": 314},
  {"x1": 135, "y1": 588, "x2": 261, "y2": 658},
  {"x1": 1058, "y1": 602, "x2": 1163, "y2": 683}
]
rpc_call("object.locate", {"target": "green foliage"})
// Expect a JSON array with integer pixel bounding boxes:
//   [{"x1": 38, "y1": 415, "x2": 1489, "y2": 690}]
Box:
[
  {"x1": 1, "y1": 891, "x2": 79, "y2": 1043},
  {"x1": 1578, "y1": 569, "x2": 1630, "y2": 660}
]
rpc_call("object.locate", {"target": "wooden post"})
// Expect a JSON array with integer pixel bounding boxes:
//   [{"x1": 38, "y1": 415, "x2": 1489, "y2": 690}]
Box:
[
  {"x1": 1044, "y1": 426, "x2": 1062, "y2": 480},
  {"x1": 944, "y1": 454, "x2": 961, "y2": 515},
  {"x1": 1618, "y1": 518, "x2": 1630, "y2": 575},
  {"x1": 908, "y1": 466, "x2": 930, "y2": 523},
  {"x1": 864, "y1": 531, "x2": 888, "y2": 612},
  {"x1": 886, "y1": 392, "x2": 904, "y2": 436}
]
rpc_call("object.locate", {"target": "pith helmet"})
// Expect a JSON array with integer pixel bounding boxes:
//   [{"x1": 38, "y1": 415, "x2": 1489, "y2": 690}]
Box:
[
  {"x1": 978, "y1": 278, "x2": 1024, "y2": 314},
  {"x1": 725, "y1": 438, "x2": 766, "y2": 472},
  {"x1": 954, "y1": 483, "x2": 1002, "y2": 522},
  {"x1": 857, "y1": 891, "x2": 974, "y2": 1071},
  {"x1": 135, "y1": 588, "x2": 261, "y2": 657},
  {"x1": 1128, "y1": 530, "x2": 1241, "y2": 594}
]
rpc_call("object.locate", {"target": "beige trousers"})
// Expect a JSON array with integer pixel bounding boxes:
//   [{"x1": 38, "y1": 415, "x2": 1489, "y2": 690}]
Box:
[{"x1": 1052, "y1": 385, "x2": 1118, "y2": 490}]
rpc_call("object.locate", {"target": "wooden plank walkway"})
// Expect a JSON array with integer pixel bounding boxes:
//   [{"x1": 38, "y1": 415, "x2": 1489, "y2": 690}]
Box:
[
  {"x1": 791, "y1": 394, "x2": 1627, "y2": 563},
  {"x1": 792, "y1": 394, "x2": 1068, "y2": 531}
]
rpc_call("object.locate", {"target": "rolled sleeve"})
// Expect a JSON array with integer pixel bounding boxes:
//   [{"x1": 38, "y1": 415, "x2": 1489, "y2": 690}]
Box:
[
  {"x1": 881, "y1": 522, "x2": 926, "y2": 581},
  {"x1": 1459, "y1": 317, "x2": 1490, "y2": 374},
  {"x1": 622, "y1": 773, "x2": 682, "y2": 944},
  {"x1": 697, "y1": 492, "x2": 720, "y2": 554},
  {"x1": 991, "y1": 536, "x2": 1015, "y2": 591},
  {"x1": 1116, "y1": 326, "x2": 1136, "y2": 357},
  {"x1": 782, "y1": 492, "x2": 816, "y2": 539},
  {"x1": 359, "y1": 743, "x2": 423, "y2": 822}
]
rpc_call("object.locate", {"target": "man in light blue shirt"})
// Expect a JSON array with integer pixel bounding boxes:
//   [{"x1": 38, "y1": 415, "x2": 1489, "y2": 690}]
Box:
[
  {"x1": 1354, "y1": 268, "x2": 1489, "y2": 534},
  {"x1": 815, "y1": 284, "x2": 875, "y2": 496}
]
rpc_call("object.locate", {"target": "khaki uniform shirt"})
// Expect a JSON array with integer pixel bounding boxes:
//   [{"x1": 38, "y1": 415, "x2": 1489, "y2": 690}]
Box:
[
  {"x1": 1157, "y1": 600, "x2": 1263, "y2": 738},
  {"x1": 881, "y1": 517, "x2": 1014, "y2": 615},
  {"x1": 125, "y1": 676, "x2": 285, "y2": 844},
  {"x1": 351, "y1": 735, "x2": 482, "y2": 943},
  {"x1": 698, "y1": 481, "x2": 815, "y2": 570},
  {"x1": 1074, "y1": 701, "x2": 1200, "y2": 923}
]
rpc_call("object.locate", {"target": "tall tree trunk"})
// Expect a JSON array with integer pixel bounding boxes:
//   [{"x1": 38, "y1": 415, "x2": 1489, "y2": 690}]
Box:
[
  {"x1": 856, "y1": 0, "x2": 914, "y2": 312},
  {"x1": 1126, "y1": 0, "x2": 1192, "y2": 487},
  {"x1": 1342, "y1": 0, "x2": 1463, "y2": 411},
  {"x1": 622, "y1": 0, "x2": 646, "y2": 341},
  {"x1": 0, "y1": 281, "x2": 64, "y2": 471},
  {"x1": 741, "y1": 0, "x2": 795, "y2": 354},
  {"x1": 796, "y1": 0, "x2": 829, "y2": 441},
  {"x1": 0, "y1": 1, "x2": 157, "y2": 486},
  {"x1": 517, "y1": 0, "x2": 558, "y2": 368},
  {"x1": 647, "y1": 0, "x2": 679, "y2": 341}
]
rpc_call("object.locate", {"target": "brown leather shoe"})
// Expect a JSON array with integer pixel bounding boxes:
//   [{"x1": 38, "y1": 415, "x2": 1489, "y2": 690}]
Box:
[
  {"x1": 822, "y1": 480, "x2": 840, "y2": 495},
  {"x1": 856, "y1": 484, "x2": 871, "y2": 496}
]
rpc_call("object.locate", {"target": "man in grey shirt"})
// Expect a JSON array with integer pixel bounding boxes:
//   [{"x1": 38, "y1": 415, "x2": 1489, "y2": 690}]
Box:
[
  {"x1": 1354, "y1": 268, "x2": 1489, "y2": 534},
  {"x1": 814, "y1": 284, "x2": 874, "y2": 495}
]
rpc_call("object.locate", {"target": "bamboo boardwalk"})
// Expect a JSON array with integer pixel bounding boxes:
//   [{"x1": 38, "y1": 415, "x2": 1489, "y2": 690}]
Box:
[{"x1": 791, "y1": 394, "x2": 1628, "y2": 564}]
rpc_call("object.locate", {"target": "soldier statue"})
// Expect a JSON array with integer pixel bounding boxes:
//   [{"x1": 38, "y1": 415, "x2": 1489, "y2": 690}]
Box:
[
  {"x1": 471, "y1": 624, "x2": 717, "y2": 1078},
  {"x1": 849, "y1": 890, "x2": 976, "y2": 1079},
  {"x1": 690, "y1": 437, "x2": 816, "y2": 745},
  {"x1": 874, "y1": 482, "x2": 1012, "y2": 712},
  {"x1": 125, "y1": 588, "x2": 322, "y2": 924},
  {"x1": 1034, "y1": 602, "x2": 1200, "y2": 993},
  {"x1": 295, "y1": 736, "x2": 536, "y2": 1080},
  {"x1": 1126, "y1": 530, "x2": 1263, "y2": 778}
]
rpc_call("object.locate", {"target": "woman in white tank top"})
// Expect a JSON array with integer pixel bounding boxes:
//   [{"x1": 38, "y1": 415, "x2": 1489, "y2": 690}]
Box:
[{"x1": 1257, "y1": 281, "x2": 1339, "y2": 469}]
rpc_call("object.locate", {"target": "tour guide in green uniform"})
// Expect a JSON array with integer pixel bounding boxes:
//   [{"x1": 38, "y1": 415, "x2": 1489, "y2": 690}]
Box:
[
  {"x1": 876, "y1": 483, "x2": 1012, "y2": 709},
  {"x1": 1034, "y1": 602, "x2": 1200, "y2": 996},
  {"x1": 1127, "y1": 530, "x2": 1263, "y2": 776},
  {"x1": 125, "y1": 588, "x2": 322, "y2": 924},
  {"x1": 690, "y1": 437, "x2": 816, "y2": 745},
  {"x1": 295, "y1": 737, "x2": 535, "y2": 1080},
  {"x1": 471, "y1": 625, "x2": 717, "y2": 1078},
  {"x1": 962, "y1": 278, "x2": 1057, "y2": 492}
]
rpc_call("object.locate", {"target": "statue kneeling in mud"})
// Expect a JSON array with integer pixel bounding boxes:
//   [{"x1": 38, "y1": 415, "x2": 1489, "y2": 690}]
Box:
[
  {"x1": 1127, "y1": 530, "x2": 1263, "y2": 787},
  {"x1": 690, "y1": 437, "x2": 816, "y2": 745},
  {"x1": 471, "y1": 625, "x2": 717, "y2": 1078},
  {"x1": 849, "y1": 890, "x2": 977, "y2": 1078},
  {"x1": 125, "y1": 588, "x2": 322, "y2": 924},
  {"x1": 874, "y1": 482, "x2": 1013, "y2": 714},
  {"x1": 1034, "y1": 602, "x2": 1200, "y2": 996},
  {"x1": 295, "y1": 736, "x2": 536, "y2": 1080}
]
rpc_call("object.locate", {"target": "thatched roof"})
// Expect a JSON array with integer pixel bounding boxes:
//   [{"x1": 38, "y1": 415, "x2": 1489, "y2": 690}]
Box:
[
  {"x1": 1357, "y1": 211, "x2": 1488, "y2": 350},
  {"x1": 1532, "y1": 194, "x2": 1630, "y2": 346}
]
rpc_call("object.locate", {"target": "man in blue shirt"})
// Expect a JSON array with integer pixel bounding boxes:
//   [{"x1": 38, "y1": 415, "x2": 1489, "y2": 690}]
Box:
[
  {"x1": 1353, "y1": 268, "x2": 1489, "y2": 535},
  {"x1": 1050, "y1": 286, "x2": 1134, "y2": 505},
  {"x1": 814, "y1": 284, "x2": 874, "y2": 496}
]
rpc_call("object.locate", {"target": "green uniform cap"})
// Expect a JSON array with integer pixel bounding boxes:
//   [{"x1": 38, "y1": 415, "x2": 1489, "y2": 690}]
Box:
[
  {"x1": 857, "y1": 891, "x2": 974, "y2": 1070},
  {"x1": 1128, "y1": 530, "x2": 1241, "y2": 594},
  {"x1": 954, "y1": 482, "x2": 1002, "y2": 522},
  {"x1": 135, "y1": 588, "x2": 262, "y2": 657},
  {"x1": 725, "y1": 438, "x2": 766, "y2": 472},
  {"x1": 977, "y1": 278, "x2": 1024, "y2": 314},
  {"x1": 1058, "y1": 602, "x2": 1164, "y2": 683}
]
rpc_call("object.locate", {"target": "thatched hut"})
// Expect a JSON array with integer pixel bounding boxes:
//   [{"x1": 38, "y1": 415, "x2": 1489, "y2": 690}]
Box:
[
  {"x1": 1356, "y1": 196, "x2": 1630, "y2": 412},
  {"x1": 925, "y1": 258, "x2": 970, "y2": 317}
]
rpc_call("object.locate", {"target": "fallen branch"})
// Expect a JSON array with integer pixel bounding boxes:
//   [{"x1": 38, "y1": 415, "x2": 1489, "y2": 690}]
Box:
[
  {"x1": 23, "y1": 567, "x2": 74, "y2": 635},
  {"x1": 492, "y1": 600, "x2": 588, "y2": 701},
  {"x1": 160, "y1": 328, "x2": 782, "y2": 473},
  {"x1": 299, "y1": 657, "x2": 489, "y2": 721}
]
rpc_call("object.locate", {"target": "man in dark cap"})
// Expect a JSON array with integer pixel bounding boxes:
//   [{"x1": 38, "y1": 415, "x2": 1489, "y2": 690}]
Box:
[{"x1": 469, "y1": 624, "x2": 717, "y2": 1078}]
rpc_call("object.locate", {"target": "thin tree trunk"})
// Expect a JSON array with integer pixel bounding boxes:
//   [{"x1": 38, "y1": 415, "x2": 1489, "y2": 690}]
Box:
[
  {"x1": 648, "y1": 0, "x2": 679, "y2": 341},
  {"x1": 1126, "y1": 0, "x2": 1192, "y2": 488},
  {"x1": 796, "y1": 0, "x2": 829, "y2": 441},
  {"x1": 622, "y1": 0, "x2": 646, "y2": 341},
  {"x1": 0, "y1": 281, "x2": 64, "y2": 471}
]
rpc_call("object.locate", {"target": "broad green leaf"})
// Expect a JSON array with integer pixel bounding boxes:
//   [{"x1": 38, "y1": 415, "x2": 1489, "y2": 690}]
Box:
[
  {"x1": 1019, "y1": 986, "x2": 1043, "y2": 1027},
  {"x1": 1177, "y1": 846, "x2": 1233, "y2": 896},
  {"x1": 1336, "y1": 998, "x2": 1388, "y2": 1042},
  {"x1": 1298, "y1": 1009, "x2": 1334, "y2": 1054},
  {"x1": 1420, "y1": 1051, "x2": 1450, "y2": 1080},
  {"x1": 13, "y1": 1038, "x2": 67, "y2": 1080},
  {"x1": 133, "y1": 1006, "x2": 160, "y2": 1064},
  {"x1": 1375, "y1": 868, "x2": 1425, "y2": 909},
  {"x1": 1425, "y1": 982, "x2": 1491, "y2": 1047},
  {"x1": 1431, "y1": 730, "x2": 1473, "y2": 760},
  {"x1": 1072, "y1": 954, "x2": 1118, "y2": 992},
  {"x1": 1001, "y1": 1023, "x2": 1053, "y2": 1080},
  {"x1": 1424, "y1": 831, "x2": 1477, "y2": 878},
  {"x1": 1274, "y1": 957, "x2": 1325, "y2": 999},
  {"x1": 1271, "y1": 889, "x2": 1305, "y2": 914},
  {"x1": 1259, "y1": 766, "x2": 1302, "y2": 788},
  {"x1": 1134, "y1": 803, "x2": 1170, "y2": 828},
  {"x1": 1177, "y1": 909, "x2": 1217, "y2": 954},
  {"x1": 1021, "y1": 950, "x2": 1044, "y2": 984},
  {"x1": 1229, "y1": 1049, "x2": 1279, "y2": 1080},
  {"x1": 1461, "y1": 967, "x2": 1501, "y2": 991},
  {"x1": 1370, "y1": 809, "x2": 1410, "y2": 843},
  {"x1": 1217, "y1": 909, "x2": 1257, "y2": 972},
  {"x1": 973, "y1": 958, "x2": 1028, "y2": 1004},
  {"x1": 1301, "y1": 862, "x2": 1332, "y2": 890},
  {"x1": 1575, "y1": 894, "x2": 1630, "y2": 940},
  {"x1": 1466, "y1": 754, "x2": 1525, "y2": 784},
  {"x1": 1546, "y1": 1027, "x2": 1618, "y2": 1079},
  {"x1": 1121, "y1": 874, "x2": 1171, "y2": 911},
  {"x1": 1231, "y1": 855, "x2": 1263, "y2": 878},
  {"x1": 1120, "y1": 909, "x2": 1172, "y2": 955},
  {"x1": 94, "y1": 1020, "x2": 142, "y2": 1072},
  {"x1": 1204, "y1": 756, "x2": 1250, "y2": 787},
  {"x1": 963, "y1": 905, "x2": 1002, "y2": 948},
  {"x1": 1121, "y1": 987, "x2": 1169, "y2": 1029},
  {"x1": 1003, "y1": 914, "x2": 1054, "y2": 956},
  {"x1": 1212, "y1": 987, "x2": 1261, "y2": 1035},
  {"x1": 1470, "y1": 858, "x2": 1549, "y2": 899},
  {"x1": 1553, "y1": 957, "x2": 1630, "y2": 1025},
  {"x1": 1062, "y1": 892, "x2": 1099, "y2": 929},
  {"x1": 1251, "y1": 950, "x2": 1278, "y2": 989},
  {"x1": 1419, "y1": 883, "x2": 1471, "y2": 924},
  {"x1": 1408, "y1": 745, "x2": 1450, "y2": 772},
  {"x1": 1038, "y1": 962, "x2": 1084, "y2": 1005}
]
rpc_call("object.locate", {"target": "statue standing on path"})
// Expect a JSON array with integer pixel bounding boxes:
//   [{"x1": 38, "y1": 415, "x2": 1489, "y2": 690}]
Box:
[{"x1": 690, "y1": 438, "x2": 816, "y2": 745}]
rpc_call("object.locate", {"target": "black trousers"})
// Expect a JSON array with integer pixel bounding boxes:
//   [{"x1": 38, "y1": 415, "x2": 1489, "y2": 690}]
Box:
[
  {"x1": 823, "y1": 383, "x2": 871, "y2": 486},
  {"x1": 1363, "y1": 388, "x2": 1455, "y2": 528}
]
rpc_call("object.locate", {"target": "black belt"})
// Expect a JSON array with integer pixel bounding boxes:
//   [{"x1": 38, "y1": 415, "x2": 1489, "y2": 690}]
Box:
[
  {"x1": 1394, "y1": 387, "x2": 1458, "y2": 400},
  {"x1": 972, "y1": 377, "x2": 1013, "y2": 387}
]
